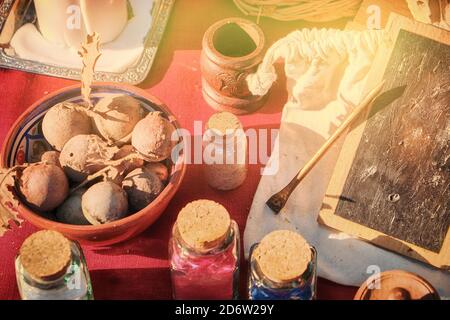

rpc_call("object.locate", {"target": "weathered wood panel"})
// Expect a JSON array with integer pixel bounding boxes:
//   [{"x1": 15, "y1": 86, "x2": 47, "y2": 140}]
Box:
[
  {"x1": 335, "y1": 30, "x2": 449, "y2": 253},
  {"x1": 319, "y1": 14, "x2": 450, "y2": 268}
]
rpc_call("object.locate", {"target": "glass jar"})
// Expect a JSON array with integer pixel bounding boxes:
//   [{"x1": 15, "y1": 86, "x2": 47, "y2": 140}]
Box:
[
  {"x1": 169, "y1": 200, "x2": 240, "y2": 299},
  {"x1": 248, "y1": 230, "x2": 317, "y2": 300},
  {"x1": 15, "y1": 230, "x2": 93, "y2": 300},
  {"x1": 203, "y1": 112, "x2": 247, "y2": 190}
]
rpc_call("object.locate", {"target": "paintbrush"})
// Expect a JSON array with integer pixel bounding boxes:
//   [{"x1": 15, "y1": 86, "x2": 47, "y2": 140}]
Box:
[{"x1": 266, "y1": 81, "x2": 386, "y2": 214}]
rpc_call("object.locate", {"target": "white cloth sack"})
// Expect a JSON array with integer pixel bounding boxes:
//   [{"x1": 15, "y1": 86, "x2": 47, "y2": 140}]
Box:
[{"x1": 244, "y1": 29, "x2": 450, "y2": 297}]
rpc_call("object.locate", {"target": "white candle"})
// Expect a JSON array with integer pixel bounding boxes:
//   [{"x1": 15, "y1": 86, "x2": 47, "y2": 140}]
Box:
[{"x1": 33, "y1": 0, "x2": 128, "y2": 48}]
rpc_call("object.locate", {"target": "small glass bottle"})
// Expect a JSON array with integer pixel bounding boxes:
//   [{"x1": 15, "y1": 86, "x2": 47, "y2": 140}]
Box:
[
  {"x1": 169, "y1": 199, "x2": 240, "y2": 300},
  {"x1": 248, "y1": 230, "x2": 317, "y2": 300},
  {"x1": 203, "y1": 112, "x2": 247, "y2": 190},
  {"x1": 15, "y1": 230, "x2": 93, "y2": 300}
]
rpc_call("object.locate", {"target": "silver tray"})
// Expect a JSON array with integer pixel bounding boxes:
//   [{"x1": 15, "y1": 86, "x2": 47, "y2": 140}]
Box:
[{"x1": 0, "y1": 0, "x2": 174, "y2": 84}]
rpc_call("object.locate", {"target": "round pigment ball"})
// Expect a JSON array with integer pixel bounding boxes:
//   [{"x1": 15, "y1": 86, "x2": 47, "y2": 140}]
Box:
[
  {"x1": 40, "y1": 151, "x2": 61, "y2": 167},
  {"x1": 93, "y1": 94, "x2": 143, "y2": 143},
  {"x1": 56, "y1": 189, "x2": 91, "y2": 225},
  {"x1": 19, "y1": 164, "x2": 69, "y2": 212},
  {"x1": 81, "y1": 181, "x2": 128, "y2": 224},
  {"x1": 122, "y1": 168, "x2": 164, "y2": 212},
  {"x1": 60, "y1": 134, "x2": 114, "y2": 182},
  {"x1": 42, "y1": 102, "x2": 92, "y2": 151},
  {"x1": 144, "y1": 162, "x2": 170, "y2": 182},
  {"x1": 132, "y1": 112, "x2": 176, "y2": 161}
]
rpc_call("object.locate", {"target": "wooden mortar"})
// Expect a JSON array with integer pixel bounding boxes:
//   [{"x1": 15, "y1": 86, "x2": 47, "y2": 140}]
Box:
[{"x1": 201, "y1": 18, "x2": 267, "y2": 115}]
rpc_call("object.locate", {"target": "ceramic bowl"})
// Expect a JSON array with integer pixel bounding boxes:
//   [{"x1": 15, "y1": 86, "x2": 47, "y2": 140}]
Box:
[{"x1": 1, "y1": 83, "x2": 186, "y2": 246}]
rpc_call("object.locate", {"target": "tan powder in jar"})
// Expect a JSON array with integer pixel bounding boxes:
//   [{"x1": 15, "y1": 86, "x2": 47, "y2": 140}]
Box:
[{"x1": 204, "y1": 112, "x2": 247, "y2": 190}]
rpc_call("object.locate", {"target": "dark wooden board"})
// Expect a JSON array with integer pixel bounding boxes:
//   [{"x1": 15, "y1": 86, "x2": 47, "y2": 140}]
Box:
[
  {"x1": 335, "y1": 29, "x2": 450, "y2": 253},
  {"x1": 319, "y1": 14, "x2": 450, "y2": 269}
]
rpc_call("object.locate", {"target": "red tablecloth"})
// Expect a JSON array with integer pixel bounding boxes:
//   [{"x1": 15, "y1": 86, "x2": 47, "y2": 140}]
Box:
[{"x1": 0, "y1": 0, "x2": 357, "y2": 299}]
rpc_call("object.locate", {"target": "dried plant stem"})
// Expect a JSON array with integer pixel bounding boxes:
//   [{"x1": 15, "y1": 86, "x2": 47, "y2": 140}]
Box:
[
  {"x1": 70, "y1": 166, "x2": 118, "y2": 194},
  {"x1": 70, "y1": 153, "x2": 146, "y2": 193},
  {"x1": 0, "y1": 164, "x2": 32, "y2": 234},
  {"x1": 78, "y1": 32, "x2": 101, "y2": 107},
  {"x1": 63, "y1": 103, "x2": 132, "y2": 146}
]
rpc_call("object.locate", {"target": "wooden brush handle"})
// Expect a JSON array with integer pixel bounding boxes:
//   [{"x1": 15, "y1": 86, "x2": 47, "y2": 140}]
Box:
[{"x1": 288, "y1": 81, "x2": 385, "y2": 191}]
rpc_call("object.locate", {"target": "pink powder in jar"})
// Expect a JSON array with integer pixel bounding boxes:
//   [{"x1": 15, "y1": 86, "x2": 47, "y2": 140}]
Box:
[{"x1": 169, "y1": 217, "x2": 240, "y2": 300}]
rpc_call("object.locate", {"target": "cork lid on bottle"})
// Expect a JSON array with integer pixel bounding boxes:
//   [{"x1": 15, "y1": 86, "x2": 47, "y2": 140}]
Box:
[
  {"x1": 19, "y1": 230, "x2": 72, "y2": 281},
  {"x1": 254, "y1": 230, "x2": 312, "y2": 283},
  {"x1": 354, "y1": 270, "x2": 440, "y2": 300},
  {"x1": 206, "y1": 112, "x2": 242, "y2": 136},
  {"x1": 176, "y1": 199, "x2": 231, "y2": 252}
]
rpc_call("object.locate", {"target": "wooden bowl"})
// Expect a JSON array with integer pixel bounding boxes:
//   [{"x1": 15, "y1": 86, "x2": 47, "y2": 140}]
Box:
[
  {"x1": 354, "y1": 270, "x2": 440, "y2": 300},
  {"x1": 1, "y1": 83, "x2": 186, "y2": 246}
]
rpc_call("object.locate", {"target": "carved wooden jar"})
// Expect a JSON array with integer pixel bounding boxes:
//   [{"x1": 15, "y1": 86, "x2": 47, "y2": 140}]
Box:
[{"x1": 201, "y1": 18, "x2": 267, "y2": 115}]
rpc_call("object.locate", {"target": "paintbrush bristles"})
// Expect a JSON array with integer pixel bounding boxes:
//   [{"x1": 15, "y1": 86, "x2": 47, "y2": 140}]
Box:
[{"x1": 266, "y1": 189, "x2": 290, "y2": 214}]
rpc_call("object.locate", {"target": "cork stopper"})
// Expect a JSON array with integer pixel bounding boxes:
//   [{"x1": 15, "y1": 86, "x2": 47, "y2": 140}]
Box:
[
  {"x1": 254, "y1": 230, "x2": 312, "y2": 283},
  {"x1": 206, "y1": 112, "x2": 242, "y2": 136},
  {"x1": 19, "y1": 230, "x2": 72, "y2": 281},
  {"x1": 176, "y1": 200, "x2": 231, "y2": 252}
]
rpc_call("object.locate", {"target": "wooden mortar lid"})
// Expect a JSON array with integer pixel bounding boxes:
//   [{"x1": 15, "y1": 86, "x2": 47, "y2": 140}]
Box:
[
  {"x1": 254, "y1": 230, "x2": 312, "y2": 283},
  {"x1": 19, "y1": 230, "x2": 72, "y2": 281},
  {"x1": 354, "y1": 270, "x2": 440, "y2": 300},
  {"x1": 176, "y1": 199, "x2": 231, "y2": 252},
  {"x1": 206, "y1": 112, "x2": 242, "y2": 136}
]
